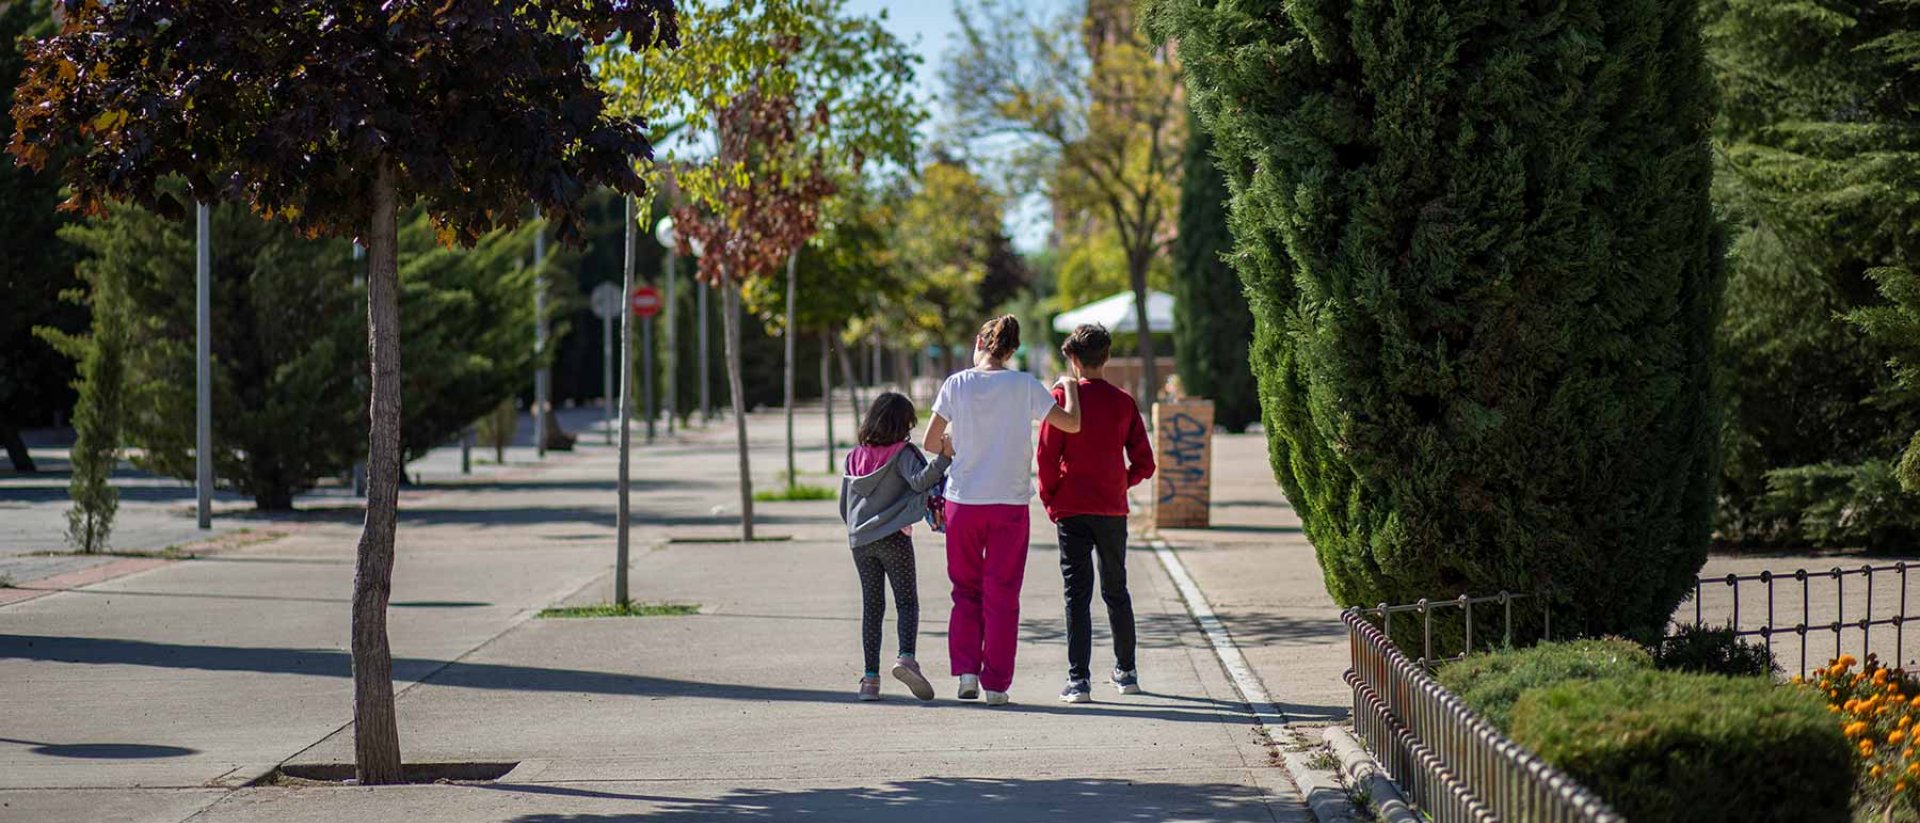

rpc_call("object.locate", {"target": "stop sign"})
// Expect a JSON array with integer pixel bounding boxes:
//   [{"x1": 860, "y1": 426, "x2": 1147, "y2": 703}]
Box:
[{"x1": 630, "y1": 286, "x2": 662, "y2": 318}]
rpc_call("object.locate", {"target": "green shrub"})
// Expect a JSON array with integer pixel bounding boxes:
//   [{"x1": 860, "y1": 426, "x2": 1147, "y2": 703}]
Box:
[
  {"x1": 1438, "y1": 639, "x2": 1652, "y2": 729},
  {"x1": 1147, "y1": 0, "x2": 1722, "y2": 641},
  {"x1": 1651, "y1": 625, "x2": 1777, "y2": 678},
  {"x1": 1510, "y1": 671, "x2": 1852, "y2": 823}
]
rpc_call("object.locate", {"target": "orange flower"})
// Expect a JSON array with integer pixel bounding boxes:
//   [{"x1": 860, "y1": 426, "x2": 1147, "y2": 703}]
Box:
[{"x1": 1849, "y1": 721, "x2": 1872, "y2": 738}]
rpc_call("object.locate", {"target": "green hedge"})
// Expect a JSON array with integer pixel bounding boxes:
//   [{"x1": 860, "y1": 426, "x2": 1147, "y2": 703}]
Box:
[
  {"x1": 1437, "y1": 639, "x2": 1652, "y2": 728},
  {"x1": 1649, "y1": 625, "x2": 1777, "y2": 678},
  {"x1": 1510, "y1": 672, "x2": 1852, "y2": 823},
  {"x1": 1147, "y1": 0, "x2": 1722, "y2": 643}
]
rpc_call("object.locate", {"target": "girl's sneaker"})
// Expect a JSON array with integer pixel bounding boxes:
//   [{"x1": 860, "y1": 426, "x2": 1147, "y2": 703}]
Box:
[
  {"x1": 857, "y1": 676, "x2": 881, "y2": 701},
  {"x1": 892, "y1": 657, "x2": 935, "y2": 701},
  {"x1": 957, "y1": 673, "x2": 981, "y2": 700},
  {"x1": 983, "y1": 690, "x2": 1011, "y2": 706},
  {"x1": 1112, "y1": 668, "x2": 1141, "y2": 695}
]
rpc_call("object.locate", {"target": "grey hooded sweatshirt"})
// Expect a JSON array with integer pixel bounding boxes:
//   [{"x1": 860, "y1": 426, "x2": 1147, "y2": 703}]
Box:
[{"x1": 839, "y1": 445, "x2": 951, "y2": 548}]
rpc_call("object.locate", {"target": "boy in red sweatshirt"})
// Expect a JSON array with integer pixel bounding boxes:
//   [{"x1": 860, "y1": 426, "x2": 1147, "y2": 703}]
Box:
[{"x1": 1038, "y1": 324, "x2": 1156, "y2": 703}]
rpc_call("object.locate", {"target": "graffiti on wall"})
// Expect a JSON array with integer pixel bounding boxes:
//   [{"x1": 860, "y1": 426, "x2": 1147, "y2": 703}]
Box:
[{"x1": 1152, "y1": 400, "x2": 1213, "y2": 528}]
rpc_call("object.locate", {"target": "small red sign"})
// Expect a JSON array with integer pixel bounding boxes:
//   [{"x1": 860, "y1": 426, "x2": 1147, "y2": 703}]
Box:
[{"x1": 630, "y1": 286, "x2": 662, "y2": 318}]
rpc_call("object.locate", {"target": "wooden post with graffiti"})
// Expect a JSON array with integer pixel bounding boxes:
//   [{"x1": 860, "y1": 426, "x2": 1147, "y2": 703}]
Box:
[{"x1": 1151, "y1": 399, "x2": 1214, "y2": 529}]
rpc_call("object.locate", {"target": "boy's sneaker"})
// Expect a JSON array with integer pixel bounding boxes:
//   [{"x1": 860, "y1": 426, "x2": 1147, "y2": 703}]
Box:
[
  {"x1": 1059, "y1": 679, "x2": 1092, "y2": 703},
  {"x1": 857, "y1": 676, "x2": 881, "y2": 701},
  {"x1": 957, "y1": 673, "x2": 981, "y2": 700},
  {"x1": 891, "y1": 657, "x2": 935, "y2": 701},
  {"x1": 983, "y1": 690, "x2": 1011, "y2": 706},
  {"x1": 1112, "y1": 668, "x2": 1141, "y2": 695}
]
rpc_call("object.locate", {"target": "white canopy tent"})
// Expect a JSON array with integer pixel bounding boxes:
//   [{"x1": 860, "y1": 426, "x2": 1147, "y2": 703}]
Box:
[{"x1": 1051, "y1": 289, "x2": 1176, "y2": 334}]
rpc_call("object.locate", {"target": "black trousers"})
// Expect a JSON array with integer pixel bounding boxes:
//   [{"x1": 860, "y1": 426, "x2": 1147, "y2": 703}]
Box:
[{"x1": 1057, "y1": 514, "x2": 1136, "y2": 681}]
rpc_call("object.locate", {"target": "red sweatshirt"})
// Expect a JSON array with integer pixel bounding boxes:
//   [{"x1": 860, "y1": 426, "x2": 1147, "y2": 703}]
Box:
[{"x1": 1038, "y1": 378, "x2": 1156, "y2": 520}]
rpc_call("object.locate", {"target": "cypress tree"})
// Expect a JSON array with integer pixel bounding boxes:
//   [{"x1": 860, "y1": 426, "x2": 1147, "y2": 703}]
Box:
[
  {"x1": 1712, "y1": 0, "x2": 1920, "y2": 547},
  {"x1": 1172, "y1": 106, "x2": 1259, "y2": 432},
  {"x1": 1146, "y1": 0, "x2": 1723, "y2": 637}
]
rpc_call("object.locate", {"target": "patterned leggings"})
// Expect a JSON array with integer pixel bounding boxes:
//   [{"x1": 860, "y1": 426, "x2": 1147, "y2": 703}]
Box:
[{"x1": 853, "y1": 532, "x2": 919, "y2": 675}]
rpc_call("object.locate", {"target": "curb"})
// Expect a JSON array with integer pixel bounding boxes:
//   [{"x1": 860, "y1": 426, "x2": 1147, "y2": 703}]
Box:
[
  {"x1": 1147, "y1": 536, "x2": 1362, "y2": 823},
  {"x1": 0, "y1": 556, "x2": 174, "y2": 607},
  {"x1": 1324, "y1": 725, "x2": 1419, "y2": 823}
]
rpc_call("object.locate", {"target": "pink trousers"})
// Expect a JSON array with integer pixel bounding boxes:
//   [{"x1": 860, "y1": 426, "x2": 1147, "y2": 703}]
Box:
[{"x1": 945, "y1": 502, "x2": 1030, "y2": 692}]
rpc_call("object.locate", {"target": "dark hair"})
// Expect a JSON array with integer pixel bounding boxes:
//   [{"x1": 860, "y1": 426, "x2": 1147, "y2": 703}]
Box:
[
  {"x1": 859, "y1": 392, "x2": 917, "y2": 446},
  {"x1": 1061, "y1": 323, "x2": 1112, "y2": 369},
  {"x1": 978, "y1": 314, "x2": 1020, "y2": 361}
]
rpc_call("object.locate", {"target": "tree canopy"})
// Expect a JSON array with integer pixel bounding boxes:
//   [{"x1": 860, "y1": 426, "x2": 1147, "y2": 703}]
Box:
[{"x1": 10, "y1": 0, "x2": 674, "y2": 242}]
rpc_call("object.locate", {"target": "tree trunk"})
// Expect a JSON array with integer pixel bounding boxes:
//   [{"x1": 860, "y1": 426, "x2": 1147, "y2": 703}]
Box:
[
  {"x1": 0, "y1": 426, "x2": 35, "y2": 473},
  {"x1": 821, "y1": 330, "x2": 835, "y2": 474},
  {"x1": 783, "y1": 253, "x2": 797, "y2": 491},
  {"x1": 836, "y1": 338, "x2": 862, "y2": 429},
  {"x1": 895, "y1": 349, "x2": 914, "y2": 403},
  {"x1": 615, "y1": 194, "x2": 637, "y2": 607},
  {"x1": 722, "y1": 285, "x2": 755, "y2": 540},
  {"x1": 351, "y1": 159, "x2": 404, "y2": 786},
  {"x1": 1129, "y1": 252, "x2": 1158, "y2": 406}
]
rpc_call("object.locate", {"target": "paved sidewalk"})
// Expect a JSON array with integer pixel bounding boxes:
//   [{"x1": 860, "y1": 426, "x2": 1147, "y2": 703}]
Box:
[
  {"x1": 2, "y1": 405, "x2": 1307, "y2": 823},
  {"x1": 1156, "y1": 433, "x2": 1349, "y2": 725}
]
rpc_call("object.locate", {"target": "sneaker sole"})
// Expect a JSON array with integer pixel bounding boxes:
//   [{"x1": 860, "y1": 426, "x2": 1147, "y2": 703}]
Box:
[
  {"x1": 1114, "y1": 684, "x2": 1142, "y2": 695},
  {"x1": 958, "y1": 690, "x2": 979, "y2": 700},
  {"x1": 892, "y1": 663, "x2": 935, "y2": 701},
  {"x1": 1059, "y1": 692, "x2": 1091, "y2": 704},
  {"x1": 858, "y1": 693, "x2": 880, "y2": 702}
]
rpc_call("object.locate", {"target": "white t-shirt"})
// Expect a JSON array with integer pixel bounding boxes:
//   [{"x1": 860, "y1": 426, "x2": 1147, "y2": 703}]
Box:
[{"x1": 932, "y1": 367, "x2": 1059, "y2": 506}]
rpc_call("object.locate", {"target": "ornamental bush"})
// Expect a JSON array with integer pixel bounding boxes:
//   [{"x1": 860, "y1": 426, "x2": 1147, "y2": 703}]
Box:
[
  {"x1": 1146, "y1": 0, "x2": 1722, "y2": 638},
  {"x1": 1511, "y1": 671, "x2": 1852, "y2": 823},
  {"x1": 1649, "y1": 624, "x2": 1776, "y2": 678},
  {"x1": 1438, "y1": 639, "x2": 1652, "y2": 729}
]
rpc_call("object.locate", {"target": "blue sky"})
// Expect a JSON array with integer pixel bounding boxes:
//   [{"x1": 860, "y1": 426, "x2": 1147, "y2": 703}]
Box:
[{"x1": 840, "y1": 0, "x2": 1054, "y2": 252}]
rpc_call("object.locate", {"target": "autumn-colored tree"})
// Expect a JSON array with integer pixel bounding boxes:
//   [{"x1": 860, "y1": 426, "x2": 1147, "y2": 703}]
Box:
[
  {"x1": 673, "y1": 84, "x2": 836, "y2": 533},
  {"x1": 612, "y1": 0, "x2": 918, "y2": 533},
  {"x1": 9, "y1": 0, "x2": 674, "y2": 782},
  {"x1": 742, "y1": 178, "x2": 902, "y2": 473},
  {"x1": 948, "y1": 0, "x2": 1184, "y2": 399}
]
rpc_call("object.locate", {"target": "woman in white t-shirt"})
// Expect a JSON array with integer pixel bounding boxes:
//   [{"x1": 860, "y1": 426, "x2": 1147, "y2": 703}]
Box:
[{"x1": 923, "y1": 315, "x2": 1080, "y2": 705}]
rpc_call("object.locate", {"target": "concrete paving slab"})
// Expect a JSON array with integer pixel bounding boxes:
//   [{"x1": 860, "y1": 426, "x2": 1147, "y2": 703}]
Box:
[
  {"x1": 4, "y1": 403, "x2": 1310, "y2": 822},
  {"x1": 0, "y1": 788, "x2": 226, "y2": 823},
  {"x1": 1156, "y1": 433, "x2": 1350, "y2": 724}
]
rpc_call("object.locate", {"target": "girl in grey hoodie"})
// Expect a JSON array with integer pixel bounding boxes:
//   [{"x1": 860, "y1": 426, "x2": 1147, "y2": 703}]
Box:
[{"x1": 839, "y1": 392, "x2": 952, "y2": 701}]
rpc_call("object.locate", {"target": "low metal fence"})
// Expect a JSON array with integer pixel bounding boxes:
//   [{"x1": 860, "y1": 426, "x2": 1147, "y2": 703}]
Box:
[
  {"x1": 1681, "y1": 561, "x2": 1918, "y2": 678},
  {"x1": 1344, "y1": 608, "x2": 1620, "y2": 823},
  {"x1": 1359, "y1": 592, "x2": 1540, "y2": 672}
]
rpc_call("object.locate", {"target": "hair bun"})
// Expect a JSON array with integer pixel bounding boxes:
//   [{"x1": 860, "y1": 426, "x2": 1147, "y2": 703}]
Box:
[{"x1": 979, "y1": 314, "x2": 1021, "y2": 361}]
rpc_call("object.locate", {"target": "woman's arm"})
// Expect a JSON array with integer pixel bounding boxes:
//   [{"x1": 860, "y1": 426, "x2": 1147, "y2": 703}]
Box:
[
  {"x1": 923, "y1": 414, "x2": 950, "y2": 454},
  {"x1": 1042, "y1": 377, "x2": 1082, "y2": 433}
]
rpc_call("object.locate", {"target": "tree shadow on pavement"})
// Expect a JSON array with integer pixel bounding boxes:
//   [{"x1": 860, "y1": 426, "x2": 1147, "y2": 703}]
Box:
[
  {"x1": 0, "y1": 635, "x2": 1258, "y2": 726},
  {"x1": 488, "y1": 776, "x2": 1287, "y2": 823}
]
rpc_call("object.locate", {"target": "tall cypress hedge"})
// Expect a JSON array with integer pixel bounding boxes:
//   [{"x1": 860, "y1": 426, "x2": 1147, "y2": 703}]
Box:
[
  {"x1": 1146, "y1": 0, "x2": 1723, "y2": 637},
  {"x1": 1172, "y1": 107, "x2": 1260, "y2": 432}
]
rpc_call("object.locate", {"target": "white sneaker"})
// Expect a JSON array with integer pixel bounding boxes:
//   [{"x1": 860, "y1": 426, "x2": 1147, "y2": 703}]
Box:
[
  {"x1": 983, "y1": 690, "x2": 1011, "y2": 706},
  {"x1": 957, "y1": 674, "x2": 981, "y2": 700},
  {"x1": 1112, "y1": 668, "x2": 1142, "y2": 695}
]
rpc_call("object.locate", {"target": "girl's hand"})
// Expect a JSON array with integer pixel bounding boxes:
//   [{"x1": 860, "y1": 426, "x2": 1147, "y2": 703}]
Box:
[{"x1": 939, "y1": 433, "x2": 956, "y2": 458}]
